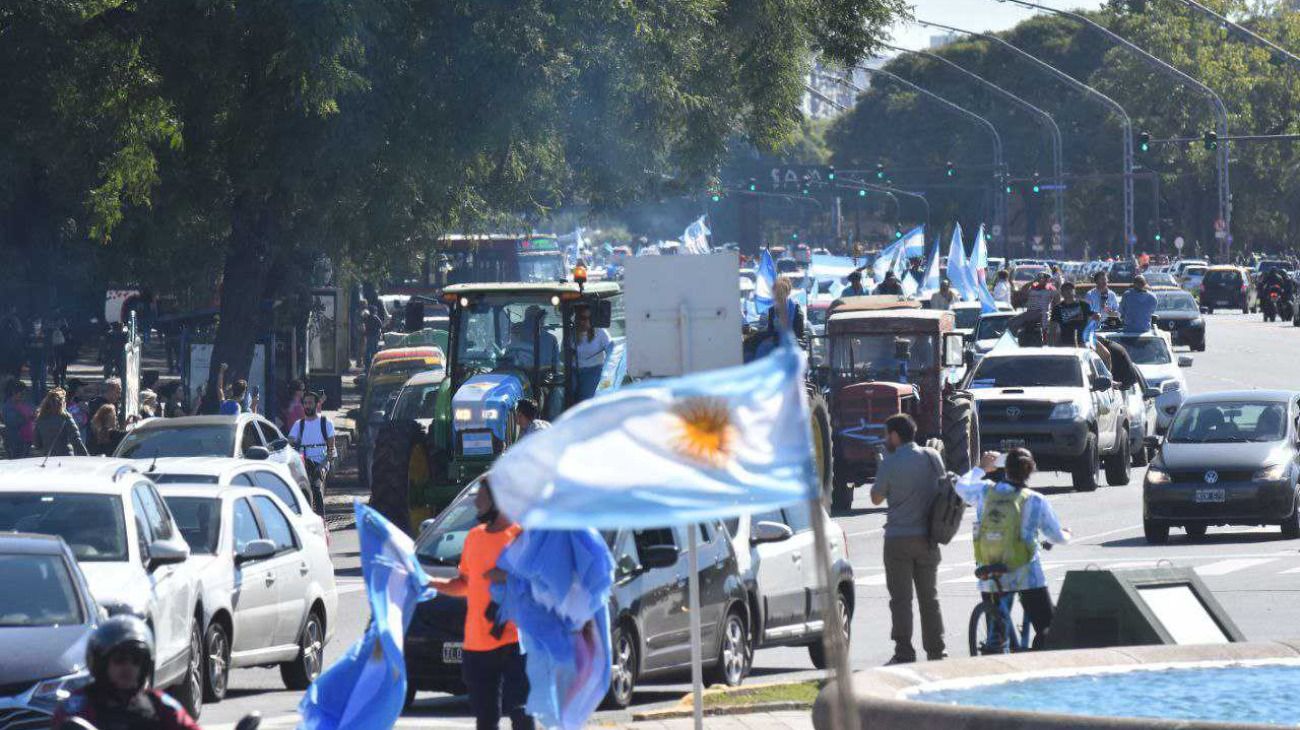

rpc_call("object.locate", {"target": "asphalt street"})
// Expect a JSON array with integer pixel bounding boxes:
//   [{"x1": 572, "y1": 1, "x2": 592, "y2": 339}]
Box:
[{"x1": 207, "y1": 311, "x2": 1300, "y2": 729}]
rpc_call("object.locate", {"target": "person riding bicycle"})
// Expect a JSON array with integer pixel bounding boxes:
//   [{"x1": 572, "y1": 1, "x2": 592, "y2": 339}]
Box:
[
  {"x1": 957, "y1": 448, "x2": 1071, "y2": 651},
  {"x1": 288, "y1": 390, "x2": 336, "y2": 514},
  {"x1": 52, "y1": 615, "x2": 202, "y2": 730}
]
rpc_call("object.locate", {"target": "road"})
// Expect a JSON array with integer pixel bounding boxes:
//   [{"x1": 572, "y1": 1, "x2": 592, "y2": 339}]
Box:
[{"x1": 207, "y1": 311, "x2": 1300, "y2": 728}]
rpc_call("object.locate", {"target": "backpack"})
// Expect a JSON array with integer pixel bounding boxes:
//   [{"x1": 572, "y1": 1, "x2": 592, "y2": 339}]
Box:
[
  {"x1": 926, "y1": 449, "x2": 965, "y2": 546},
  {"x1": 973, "y1": 486, "x2": 1034, "y2": 570},
  {"x1": 291, "y1": 416, "x2": 329, "y2": 451}
]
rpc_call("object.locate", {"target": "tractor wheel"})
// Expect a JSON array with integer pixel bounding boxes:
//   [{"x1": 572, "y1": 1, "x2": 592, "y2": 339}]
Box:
[
  {"x1": 369, "y1": 420, "x2": 426, "y2": 535},
  {"x1": 807, "y1": 389, "x2": 834, "y2": 509},
  {"x1": 941, "y1": 391, "x2": 978, "y2": 475}
]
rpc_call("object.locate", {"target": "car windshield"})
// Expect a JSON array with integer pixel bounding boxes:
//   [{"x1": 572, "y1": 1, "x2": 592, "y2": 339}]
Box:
[
  {"x1": 1111, "y1": 337, "x2": 1171, "y2": 365},
  {"x1": 116, "y1": 425, "x2": 233, "y2": 458},
  {"x1": 1168, "y1": 402, "x2": 1288, "y2": 443},
  {"x1": 147, "y1": 474, "x2": 219, "y2": 485},
  {"x1": 1144, "y1": 273, "x2": 1177, "y2": 287},
  {"x1": 517, "y1": 253, "x2": 566, "y2": 283},
  {"x1": 1109, "y1": 263, "x2": 1137, "y2": 283},
  {"x1": 807, "y1": 307, "x2": 828, "y2": 327},
  {"x1": 970, "y1": 356, "x2": 1083, "y2": 388},
  {"x1": 1204, "y1": 270, "x2": 1242, "y2": 287},
  {"x1": 164, "y1": 497, "x2": 221, "y2": 555},
  {"x1": 1012, "y1": 266, "x2": 1045, "y2": 283},
  {"x1": 1184, "y1": 266, "x2": 1206, "y2": 278},
  {"x1": 976, "y1": 316, "x2": 1012, "y2": 341},
  {"x1": 392, "y1": 382, "x2": 443, "y2": 420},
  {"x1": 453, "y1": 295, "x2": 564, "y2": 375},
  {"x1": 0, "y1": 554, "x2": 84, "y2": 627},
  {"x1": 831, "y1": 334, "x2": 936, "y2": 381},
  {"x1": 1155, "y1": 292, "x2": 1198, "y2": 312},
  {"x1": 953, "y1": 307, "x2": 981, "y2": 330},
  {"x1": 0, "y1": 493, "x2": 127, "y2": 561},
  {"x1": 414, "y1": 486, "x2": 480, "y2": 566}
]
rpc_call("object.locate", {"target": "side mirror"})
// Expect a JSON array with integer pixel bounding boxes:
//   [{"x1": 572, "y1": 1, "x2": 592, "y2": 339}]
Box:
[
  {"x1": 1178, "y1": 355, "x2": 1193, "y2": 368},
  {"x1": 639, "y1": 544, "x2": 679, "y2": 570},
  {"x1": 243, "y1": 446, "x2": 270, "y2": 461},
  {"x1": 267, "y1": 438, "x2": 289, "y2": 451},
  {"x1": 419, "y1": 518, "x2": 436, "y2": 534},
  {"x1": 943, "y1": 333, "x2": 965, "y2": 368},
  {"x1": 1143, "y1": 387, "x2": 1161, "y2": 400},
  {"x1": 147, "y1": 538, "x2": 189, "y2": 569},
  {"x1": 592, "y1": 299, "x2": 613, "y2": 328},
  {"x1": 1091, "y1": 375, "x2": 1113, "y2": 392},
  {"x1": 236, "y1": 538, "x2": 276, "y2": 564},
  {"x1": 751, "y1": 521, "x2": 794, "y2": 545},
  {"x1": 1144, "y1": 435, "x2": 1161, "y2": 451}
]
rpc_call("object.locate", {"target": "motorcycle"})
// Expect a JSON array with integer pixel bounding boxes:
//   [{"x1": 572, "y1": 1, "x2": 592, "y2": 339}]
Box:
[{"x1": 1261, "y1": 284, "x2": 1289, "y2": 322}]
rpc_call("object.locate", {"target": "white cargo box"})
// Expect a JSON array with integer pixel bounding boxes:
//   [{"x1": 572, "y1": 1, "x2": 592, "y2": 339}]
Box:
[{"x1": 624, "y1": 252, "x2": 742, "y2": 378}]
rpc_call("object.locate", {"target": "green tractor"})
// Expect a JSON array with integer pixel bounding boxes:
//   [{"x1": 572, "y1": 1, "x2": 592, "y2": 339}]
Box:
[{"x1": 369, "y1": 280, "x2": 626, "y2": 533}]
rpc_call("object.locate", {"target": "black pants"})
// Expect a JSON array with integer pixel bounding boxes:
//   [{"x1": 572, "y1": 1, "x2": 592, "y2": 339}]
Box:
[
  {"x1": 462, "y1": 644, "x2": 534, "y2": 730},
  {"x1": 981, "y1": 587, "x2": 1054, "y2": 651}
]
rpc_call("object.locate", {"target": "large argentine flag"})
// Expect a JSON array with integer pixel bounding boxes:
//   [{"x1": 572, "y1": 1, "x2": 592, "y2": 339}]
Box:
[
  {"x1": 488, "y1": 343, "x2": 815, "y2": 529},
  {"x1": 754, "y1": 249, "x2": 777, "y2": 314}
]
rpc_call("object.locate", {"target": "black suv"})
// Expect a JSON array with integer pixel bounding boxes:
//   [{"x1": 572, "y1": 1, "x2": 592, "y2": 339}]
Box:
[
  {"x1": 404, "y1": 479, "x2": 751, "y2": 710},
  {"x1": 1200, "y1": 266, "x2": 1256, "y2": 314}
]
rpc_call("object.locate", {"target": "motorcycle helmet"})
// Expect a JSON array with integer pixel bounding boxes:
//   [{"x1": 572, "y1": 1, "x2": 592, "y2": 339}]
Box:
[{"x1": 87, "y1": 615, "x2": 155, "y2": 692}]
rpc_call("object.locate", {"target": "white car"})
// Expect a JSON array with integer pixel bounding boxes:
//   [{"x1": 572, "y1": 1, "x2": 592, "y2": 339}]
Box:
[
  {"x1": 143, "y1": 457, "x2": 327, "y2": 541},
  {"x1": 725, "y1": 503, "x2": 854, "y2": 669},
  {"x1": 1100, "y1": 332, "x2": 1192, "y2": 433},
  {"x1": 115, "y1": 414, "x2": 311, "y2": 496},
  {"x1": 157, "y1": 484, "x2": 337, "y2": 701},
  {"x1": 0, "y1": 459, "x2": 206, "y2": 717}
]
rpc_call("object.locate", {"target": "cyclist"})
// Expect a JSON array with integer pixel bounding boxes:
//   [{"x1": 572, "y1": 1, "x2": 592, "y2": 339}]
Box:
[{"x1": 957, "y1": 448, "x2": 1071, "y2": 651}]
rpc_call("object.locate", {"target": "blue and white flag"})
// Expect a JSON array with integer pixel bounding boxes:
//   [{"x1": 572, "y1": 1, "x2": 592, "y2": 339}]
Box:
[
  {"x1": 872, "y1": 238, "x2": 904, "y2": 281},
  {"x1": 299, "y1": 503, "x2": 433, "y2": 730},
  {"x1": 946, "y1": 224, "x2": 972, "y2": 299},
  {"x1": 488, "y1": 342, "x2": 815, "y2": 529},
  {"x1": 971, "y1": 224, "x2": 990, "y2": 273},
  {"x1": 682, "y1": 216, "x2": 711, "y2": 255},
  {"x1": 920, "y1": 236, "x2": 942, "y2": 297},
  {"x1": 596, "y1": 338, "x2": 628, "y2": 394},
  {"x1": 754, "y1": 249, "x2": 777, "y2": 313},
  {"x1": 967, "y1": 225, "x2": 1000, "y2": 313},
  {"x1": 902, "y1": 225, "x2": 926, "y2": 260}
]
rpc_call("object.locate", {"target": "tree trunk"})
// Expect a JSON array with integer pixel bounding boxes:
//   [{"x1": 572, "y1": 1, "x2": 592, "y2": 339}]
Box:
[{"x1": 206, "y1": 197, "x2": 275, "y2": 403}]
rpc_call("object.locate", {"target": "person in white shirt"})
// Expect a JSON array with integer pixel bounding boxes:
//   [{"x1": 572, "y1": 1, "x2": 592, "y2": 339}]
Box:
[
  {"x1": 1085, "y1": 271, "x2": 1121, "y2": 320},
  {"x1": 288, "y1": 391, "x2": 336, "y2": 513},
  {"x1": 572, "y1": 305, "x2": 611, "y2": 402},
  {"x1": 929, "y1": 279, "x2": 960, "y2": 310},
  {"x1": 992, "y1": 270, "x2": 1012, "y2": 306}
]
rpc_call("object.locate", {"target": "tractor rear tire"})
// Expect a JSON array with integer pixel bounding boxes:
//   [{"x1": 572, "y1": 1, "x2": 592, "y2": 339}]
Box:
[
  {"x1": 941, "y1": 391, "x2": 978, "y2": 475},
  {"x1": 369, "y1": 420, "x2": 426, "y2": 535},
  {"x1": 808, "y1": 389, "x2": 834, "y2": 509}
]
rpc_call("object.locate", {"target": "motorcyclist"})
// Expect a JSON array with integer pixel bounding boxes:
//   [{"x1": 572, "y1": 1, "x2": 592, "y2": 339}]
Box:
[
  {"x1": 52, "y1": 615, "x2": 201, "y2": 730},
  {"x1": 1258, "y1": 267, "x2": 1294, "y2": 301}
]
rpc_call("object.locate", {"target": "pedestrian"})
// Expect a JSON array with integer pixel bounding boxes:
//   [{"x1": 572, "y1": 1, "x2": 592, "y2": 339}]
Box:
[
  {"x1": 87, "y1": 378, "x2": 122, "y2": 427},
  {"x1": 363, "y1": 305, "x2": 386, "y2": 369},
  {"x1": 874, "y1": 270, "x2": 904, "y2": 296},
  {"x1": 1050, "y1": 282, "x2": 1095, "y2": 346},
  {"x1": 844, "y1": 270, "x2": 867, "y2": 297},
  {"x1": 66, "y1": 378, "x2": 90, "y2": 442},
  {"x1": 88, "y1": 404, "x2": 127, "y2": 456},
  {"x1": 2, "y1": 380, "x2": 34, "y2": 459},
  {"x1": 992, "y1": 270, "x2": 1012, "y2": 306},
  {"x1": 281, "y1": 379, "x2": 307, "y2": 430},
  {"x1": 929, "y1": 279, "x2": 960, "y2": 310},
  {"x1": 1120, "y1": 275, "x2": 1158, "y2": 333},
  {"x1": 427, "y1": 479, "x2": 534, "y2": 730},
  {"x1": 572, "y1": 305, "x2": 611, "y2": 402},
  {"x1": 159, "y1": 382, "x2": 186, "y2": 418},
  {"x1": 513, "y1": 398, "x2": 550, "y2": 437},
  {"x1": 957, "y1": 449, "x2": 1071, "y2": 650},
  {"x1": 287, "y1": 391, "x2": 336, "y2": 513},
  {"x1": 32, "y1": 387, "x2": 89, "y2": 457},
  {"x1": 870, "y1": 414, "x2": 946, "y2": 664}
]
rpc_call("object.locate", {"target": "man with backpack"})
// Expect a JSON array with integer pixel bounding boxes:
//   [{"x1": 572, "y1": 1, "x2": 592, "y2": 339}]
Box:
[
  {"x1": 289, "y1": 391, "x2": 336, "y2": 514},
  {"x1": 956, "y1": 448, "x2": 1071, "y2": 651},
  {"x1": 869, "y1": 414, "x2": 946, "y2": 665}
]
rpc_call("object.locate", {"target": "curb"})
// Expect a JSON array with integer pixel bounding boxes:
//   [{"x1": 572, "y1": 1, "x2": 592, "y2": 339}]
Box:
[{"x1": 632, "y1": 700, "x2": 811, "y2": 721}]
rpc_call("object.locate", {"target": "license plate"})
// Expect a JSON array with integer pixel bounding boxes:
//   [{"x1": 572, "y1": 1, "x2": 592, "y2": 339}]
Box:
[
  {"x1": 1000, "y1": 439, "x2": 1026, "y2": 450},
  {"x1": 442, "y1": 642, "x2": 463, "y2": 664},
  {"x1": 461, "y1": 433, "x2": 493, "y2": 456},
  {"x1": 1195, "y1": 489, "x2": 1226, "y2": 503},
  {"x1": 1216, "y1": 300, "x2": 1231, "y2": 306}
]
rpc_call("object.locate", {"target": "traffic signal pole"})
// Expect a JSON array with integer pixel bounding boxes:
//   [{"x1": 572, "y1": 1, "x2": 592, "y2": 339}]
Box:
[
  {"x1": 840, "y1": 68, "x2": 1009, "y2": 255},
  {"x1": 884, "y1": 43, "x2": 1066, "y2": 253},
  {"x1": 998, "y1": 0, "x2": 1230, "y2": 257}
]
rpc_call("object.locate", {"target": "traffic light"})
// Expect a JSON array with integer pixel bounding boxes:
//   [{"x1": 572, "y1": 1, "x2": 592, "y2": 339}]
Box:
[
  {"x1": 747, "y1": 177, "x2": 757, "y2": 192},
  {"x1": 791, "y1": 232, "x2": 799, "y2": 240},
  {"x1": 857, "y1": 188, "x2": 867, "y2": 197},
  {"x1": 1005, "y1": 183, "x2": 1014, "y2": 194},
  {"x1": 710, "y1": 187, "x2": 722, "y2": 203},
  {"x1": 1203, "y1": 130, "x2": 1218, "y2": 150},
  {"x1": 875, "y1": 163, "x2": 886, "y2": 180},
  {"x1": 1031, "y1": 172, "x2": 1041, "y2": 195},
  {"x1": 945, "y1": 161, "x2": 955, "y2": 178},
  {"x1": 894, "y1": 227, "x2": 903, "y2": 240},
  {"x1": 800, "y1": 174, "x2": 811, "y2": 196},
  {"x1": 1138, "y1": 131, "x2": 1150, "y2": 153},
  {"x1": 827, "y1": 165, "x2": 836, "y2": 181},
  {"x1": 1154, "y1": 232, "x2": 1163, "y2": 242}
]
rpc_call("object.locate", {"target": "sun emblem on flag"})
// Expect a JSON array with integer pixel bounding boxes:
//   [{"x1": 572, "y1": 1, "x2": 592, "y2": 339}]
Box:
[{"x1": 670, "y1": 396, "x2": 736, "y2": 467}]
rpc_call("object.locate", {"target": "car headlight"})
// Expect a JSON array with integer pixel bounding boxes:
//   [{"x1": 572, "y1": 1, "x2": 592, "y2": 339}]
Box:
[
  {"x1": 481, "y1": 408, "x2": 499, "y2": 420},
  {"x1": 32, "y1": 670, "x2": 92, "y2": 705},
  {"x1": 1049, "y1": 402, "x2": 1081, "y2": 420},
  {"x1": 454, "y1": 408, "x2": 473, "y2": 421},
  {"x1": 1254, "y1": 464, "x2": 1288, "y2": 482},
  {"x1": 1146, "y1": 467, "x2": 1172, "y2": 485}
]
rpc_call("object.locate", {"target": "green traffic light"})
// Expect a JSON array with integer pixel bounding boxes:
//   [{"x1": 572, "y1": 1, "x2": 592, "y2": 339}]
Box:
[
  {"x1": 791, "y1": 232, "x2": 799, "y2": 240},
  {"x1": 711, "y1": 194, "x2": 721, "y2": 202},
  {"x1": 858, "y1": 189, "x2": 867, "y2": 197},
  {"x1": 1005, "y1": 185, "x2": 1013, "y2": 194},
  {"x1": 1155, "y1": 233, "x2": 1163, "y2": 241},
  {"x1": 1032, "y1": 185, "x2": 1040, "y2": 194},
  {"x1": 894, "y1": 229, "x2": 903, "y2": 239}
]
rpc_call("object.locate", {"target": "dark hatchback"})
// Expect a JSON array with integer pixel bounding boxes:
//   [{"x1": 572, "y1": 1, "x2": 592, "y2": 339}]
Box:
[
  {"x1": 1199, "y1": 266, "x2": 1256, "y2": 314},
  {"x1": 405, "y1": 480, "x2": 751, "y2": 710},
  {"x1": 1144, "y1": 390, "x2": 1300, "y2": 544},
  {"x1": 1151, "y1": 288, "x2": 1206, "y2": 351}
]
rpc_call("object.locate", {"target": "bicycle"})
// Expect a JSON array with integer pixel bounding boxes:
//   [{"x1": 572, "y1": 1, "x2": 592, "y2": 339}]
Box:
[{"x1": 966, "y1": 543, "x2": 1053, "y2": 656}]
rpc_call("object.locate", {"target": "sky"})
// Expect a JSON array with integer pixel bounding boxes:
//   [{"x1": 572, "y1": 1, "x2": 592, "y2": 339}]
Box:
[{"x1": 886, "y1": 0, "x2": 1107, "y2": 54}]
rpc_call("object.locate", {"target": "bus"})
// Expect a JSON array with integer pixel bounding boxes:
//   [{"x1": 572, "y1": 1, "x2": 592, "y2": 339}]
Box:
[{"x1": 384, "y1": 234, "x2": 571, "y2": 295}]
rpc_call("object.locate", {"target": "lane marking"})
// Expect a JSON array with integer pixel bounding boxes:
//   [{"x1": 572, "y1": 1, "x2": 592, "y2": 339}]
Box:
[{"x1": 1195, "y1": 558, "x2": 1279, "y2": 576}]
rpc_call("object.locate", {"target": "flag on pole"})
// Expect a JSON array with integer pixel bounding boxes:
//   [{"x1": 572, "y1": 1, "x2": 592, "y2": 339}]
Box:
[
  {"x1": 971, "y1": 224, "x2": 990, "y2": 275},
  {"x1": 898, "y1": 226, "x2": 924, "y2": 297},
  {"x1": 299, "y1": 504, "x2": 433, "y2": 730},
  {"x1": 919, "y1": 236, "x2": 942, "y2": 297},
  {"x1": 486, "y1": 341, "x2": 815, "y2": 529},
  {"x1": 682, "y1": 216, "x2": 711, "y2": 255},
  {"x1": 754, "y1": 249, "x2": 777, "y2": 314},
  {"x1": 946, "y1": 224, "x2": 971, "y2": 298}
]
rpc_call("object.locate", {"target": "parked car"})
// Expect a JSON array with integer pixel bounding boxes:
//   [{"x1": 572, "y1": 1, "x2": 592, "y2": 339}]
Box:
[
  {"x1": 1199, "y1": 266, "x2": 1256, "y2": 314},
  {"x1": 157, "y1": 484, "x2": 337, "y2": 701},
  {"x1": 1100, "y1": 332, "x2": 1191, "y2": 434},
  {"x1": 356, "y1": 347, "x2": 446, "y2": 487},
  {"x1": 0, "y1": 532, "x2": 101, "y2": 728},
  {"x1": 1180, "y1": 265, "x2": 1207, "y2": 294},
  {"x1": 724, "y1": 503, "x2": 853, "y2": 669},
  {"x1": 115, "y1": 414, "x2": 311, "y2": 497},
  {"x1": 144, "y1": 457, "x2": 326, "y2": 541},
  {"x1": 405, "y1": 479, "x2": 750, "y2": 710},
  {"x1": 967, "y1": 312, "x2": 1016, "y2": 368},
  {"x1": 1144, "y1": 391, "x2": 1300, "y2": 543},
  {"x1": 1149, "y1": 287, "x2": 1207, "y2": 351},
  {"x1": 0, "y1": 459, "x2": 205, "y2": 717}
]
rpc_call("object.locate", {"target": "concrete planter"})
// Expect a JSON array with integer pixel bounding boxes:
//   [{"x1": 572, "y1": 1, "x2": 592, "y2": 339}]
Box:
[{"x1": 814, "y1": 640, "x2": 1300, "y2": 729}]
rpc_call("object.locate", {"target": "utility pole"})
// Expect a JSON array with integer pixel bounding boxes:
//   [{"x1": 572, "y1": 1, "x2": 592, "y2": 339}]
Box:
[{"x1": 884, "y1": 43, "x2": 1066, "y2": 252}]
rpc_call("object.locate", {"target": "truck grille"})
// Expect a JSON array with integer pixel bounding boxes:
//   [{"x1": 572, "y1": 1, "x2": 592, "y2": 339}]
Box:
[
  {"x1": 1170, "y1": 470, "x2": 1254, "y2": 484},
  {"x1": 978, "y1": 402, "x2": 1055, "y2": 424}
]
